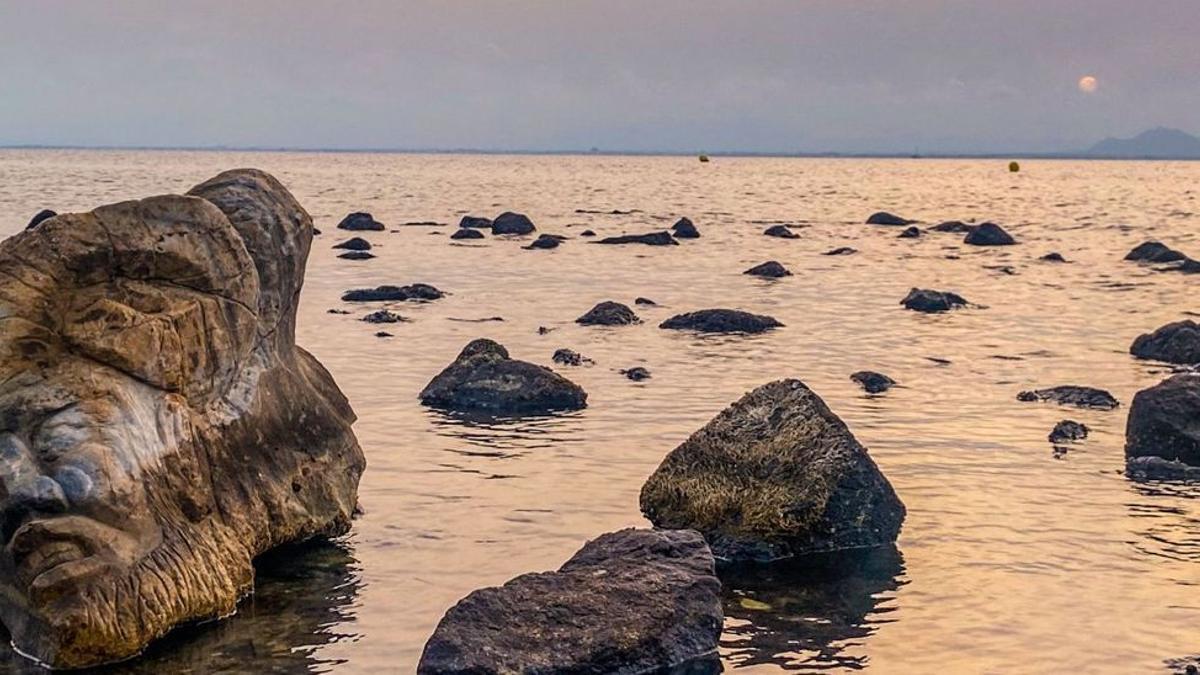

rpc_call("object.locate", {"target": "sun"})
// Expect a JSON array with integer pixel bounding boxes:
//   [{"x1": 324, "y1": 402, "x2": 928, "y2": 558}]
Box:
[{"x1": 1078, "y1": 75, "x2": 1098, "y2": 93}]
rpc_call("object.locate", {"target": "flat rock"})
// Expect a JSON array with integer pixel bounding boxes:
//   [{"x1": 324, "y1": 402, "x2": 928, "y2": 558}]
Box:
[
  {"x1": 824, "y1": 246, "x2": 857, "y2": 256},
  {"x1": 419, "y1": 338, "x2": 587, "y2": 413},
  {"x1": 1017, "y1": 386, "x2": 1119, "y2": 410},
  {"x1": 25, "y1": 209, "x2": 57, "y2": 230},
  {"x1": 337, "y1": 211, "x2": 385, "y2": 231},
  {"x1": 492, "y1": 212, "x2": 536, "y2": 235},
  {"x1": 672, "y1": 217, "x2": 701, "y2": 238},
  {"x1": 763, "y1": 224, "x2": 799, "y2": 239},
  {"x1": 337, "y1": 250, "x2": 375, "y2": 260},
  {"x1": 744, "y1": 261, "x2": 792, "y2": 278},
  {"x1": 851, "y1": 371, "x2": 896, "y2": 394},
  {"x1": 867, "y1": 212, "x2": 913, "y2": 226},
  {"x1": 660, "y1": 309, "x2": 783, "y2": 334},
  {"x1": 417, "y1": 528, "x2": 723, "y2": 675},
  {"x1": 1125, "y1": 241, "x2": 1187, "y2": 263},
  {"x1": 1049, "y1": 420, "x2": 1089, "y2": 443},
  {"x1": 341, "y1": 283, "x2": 444, "y2": 302},
  {"x1": 333, "y1": 236, "x2": 372, "y2": 251},
  {"x1": 450, "y1": 228, "x2": 485, "y2": 240},
  {"x1": 458, "y1": 215, "x2": 492, "y2": 229},
  {"x1": 577, "y1": 301, "x2": 640, "y2": 326},
  {"x1": 640, "y1": 379, "x2": 906, "y2": 561},
  {"x1": 595, "y1": 231, "x2": 678, "y2": 246},
  {"x1": 964, "y1": 222, "x2": 1016, "y2": 246},
  {"x1": 1131, "y1": 320, "x2": 1200, "y2": 365},
  {"x1": 1126, "y1": 374, "x2": 1200, "y2": 466},
  {"x1": 900, "y1": 288, "x2": 969, "y2": 313}
]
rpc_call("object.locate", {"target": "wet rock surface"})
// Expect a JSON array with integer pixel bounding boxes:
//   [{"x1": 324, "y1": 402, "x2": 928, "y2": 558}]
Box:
[
  {"x1": 491, "y1": 212, "x2": 536, "y2": 235},
  {"x1": 744, "y1": 261, "x2": 792, "y2": 278},
  {"x1": 1126, "y1": 374, "x2": 1200, "y2": 466},
  {"x1": 450, "y1": 228, "x2": 484, "y2": 240},
  {"x1": 851, "y1": 371, "x2": 896, "y2": 394},
  {"x1": 341, "y1": 283, "x2": 445, "y2": 302},
  {"x1": 660, "y1": 309, "x2": 783, "y2": 334},
  {"x1": 419, "y1": 339, "x2": 587, "y2": 413},
  {"x1": 672, "y1": 217, "x2": 701, "y2": 238},
  {"x1": 0, "y1": 169, "x2": 365, "y2": 668},
  {"x1": 963, "y1": 222, "x2": 1016, "y2": 246},
  {"x1": 417, "y1": 528, "x2": 723, "y2": 675},
  {"x1": 900, "y1": 288, "x2": 969, "y2": 313},
  {"x1": 595, "y1": 231, "x2": 678, "y2": 246},
  {"x1": 1131, "y1": 320, "x2": 1200, "y2": 365},
  {"x1": 1049, "y1": 420, "x2": 1089, "y2": 443},
  {"x1": 763, "y1": 225, "x2": 799, "y2": 239},
  {"x1": 337, "y1": 211, "x2": 385, "y2": 231},
  {"x1": 640, "y1": 379, "x2": 905, "y2": 562},
  {"x1": 1018, "y1": 386, "x2": 1119, "y2": 410},
  {"x1": 576, "y1": 301, "x2": 641, "y2": 326},
  {"x1": 866, "y1": 212, "x2": 913, "y2": 226}
]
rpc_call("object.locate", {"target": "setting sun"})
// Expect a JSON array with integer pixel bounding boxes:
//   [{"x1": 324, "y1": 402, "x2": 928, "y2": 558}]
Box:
[{"x1": 1078, "y1": 75, "x2": 1099, "y2": 93}]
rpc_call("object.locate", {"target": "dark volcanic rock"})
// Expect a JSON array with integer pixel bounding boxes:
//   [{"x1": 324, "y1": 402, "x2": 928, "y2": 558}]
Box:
[
  {"x1": 660, "y1": 309, "x2": 783, "y2": 334},
  {"x1": 763, "y1": 225, "x2": 799, "y2": 239},
  {"x1": 1131, "y1": 320, "x2": 1200, "y2": 365},
  {"x1": 419, "y1": 338, "x2": 587, "y2": 413},
  {"x1": 672, "y1": 217, "x2": 701, "y2": 238},
  {"x1": 333, "y1": 236, "x2": 372, "y2": 251},
  {"x1": 1040, "y1": 252, "x2": 1068, "y2": 262},
  {"x1": 824, "y1": 246, "x2": 857, "y2": 256},
  {"x1": 867, "y1": 212, "x2": 913, "y2": 226},
  {"x1": 851, "y1": 371, "x2": 896, "y2": 394},
  {"x1": 362, "y1": 310, "x2": 407, "y2": 324},
  {"x1": 25, "y1": 208, "x2": 57, "y2": 230},
  {"x1": 417, "y1": 528, "x2": 723, "y2": 675},
  {"x1": 964, "y1": 222, "x2": 1016, "y2": 246},
  {"x1": 458, "y1": 215, "x2": 493, "y2": 229},
  {"x1": 1125, "y1": 241, "x2": 1186, "y2": 263},
  {"x1": 337, "y1": 211, "x2": 385, "y2": 231},
  {"x1": 635, "y1": 296, "x2": 658, "y2": 306},
  {"x1": 552, "y1": 348, "x2": 590, "y2": 366},
  {"x1": 640, "y1": 379, "x2": 906, "y2": 562},
  {"x1": 341, "y1": 283, "x2": 444, "y2": 302},
  {"x1": 524, "y1": 233, "x2": 562, "y2": 249},
  {"x1": 1049, "y1": 420, "x2": 1089, "y2": 443},
  {"x1": 337, "y1": 250, "x2": 375, "y2": 260},
  {"x1": 931, "y1": 220, "x2": 974, "y2": 233},
  {"x1": 1017, "y1": 386, "x2": 1119, "y2": 410},
  {"x1": 1126, "y1": 374, "x2": 1200, "y2": 467},
  {"x1": 450, "y1": 228, "x2": 485, "y2": 240},
  {"x1": 492, "y1": 211, "x2": 536, "y2": 235},
  {"x1": 744, "y1": 261, "x2": 792, "y2": 278},
  {"x1": 898, "y1": 226, "x2": 921, "y2": 238},
  {"x1": 622, "y1": 367, "x2": 652, "y2": 381},
  {"x1": 900, "y1": 288, "x2": 969, "y2": 313},
  {"x1": 595, "y1": 231, "x2": 678, "y2": 246},
  {"x1": 577, "y1": 301, "x2": 640, "y2": 326}
]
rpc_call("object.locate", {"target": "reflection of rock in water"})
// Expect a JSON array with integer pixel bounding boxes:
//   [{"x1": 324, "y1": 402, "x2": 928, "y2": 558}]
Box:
[
  {"x1": 1123, "y1": 479, "x2": 1200, "y2": 564},
  {"x1": 0, "y1": 541, "x2": 361, "y2": 674},
  {"x1": 720, "y1": 546, "x2": 905, "y2": 671}
]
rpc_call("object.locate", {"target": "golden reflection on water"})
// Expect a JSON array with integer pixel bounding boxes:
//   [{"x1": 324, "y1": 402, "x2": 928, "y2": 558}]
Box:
[{"x1": 0, "y1": 150, "x2": 1197, "y2": 673}]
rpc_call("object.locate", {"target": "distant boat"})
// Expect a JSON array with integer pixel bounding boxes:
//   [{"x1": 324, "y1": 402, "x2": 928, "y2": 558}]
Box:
[{"x1": 699, "y1": 154, "x2": 710, "y2": 163}]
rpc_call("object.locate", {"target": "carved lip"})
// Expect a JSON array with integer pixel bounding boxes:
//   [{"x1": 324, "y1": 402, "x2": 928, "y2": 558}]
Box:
[{"x1": 7, "y1": 516, "x2": 115, "y2": 591}]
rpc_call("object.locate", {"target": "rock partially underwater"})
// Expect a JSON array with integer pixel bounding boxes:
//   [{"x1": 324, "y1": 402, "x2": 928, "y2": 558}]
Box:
[
  {"x1": 419, "y1": 339, "x2": 587, "y2": 413},
  {"x1": 660, "y1": 309, "x2": 783, "y2": 334},
  {"x1": 640, "y1": 379, "x2": 905, "y2": 562},
  {"x1": 0, "y1": 169, "x2": 365, "y2": 668},
  {"x1": 1126, "y1": 374, "x2": 1200, "y2": 468}
]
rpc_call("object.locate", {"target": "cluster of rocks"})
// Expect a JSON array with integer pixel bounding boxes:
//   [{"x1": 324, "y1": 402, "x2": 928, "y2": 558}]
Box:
[{"x1": 1125, "y1": 240, "x2": 1200, "y2": 273}]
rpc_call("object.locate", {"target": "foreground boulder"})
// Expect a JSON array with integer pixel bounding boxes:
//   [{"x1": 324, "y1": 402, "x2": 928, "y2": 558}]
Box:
[
  {"x1": 964, "y1": 222, "x2": 1016, "y2": 246},
  {"x1": 25, "y1": 209, "x2": 57, "y2": 230},
  {"x1": 0, "y1": 169, "x2": 365, "y2": 668},
  {"x1": 1125, "y1": 374, "x2": 1200, "y2": 467},
  {"x1": 660, "y1": 309, "x2": 783, "y2": 334},
  {"x1": 1125, "y1": 241, "x2": 1187, "y2": 263},
  {"x1": 744, "y1": 261, "x2": 792, "y2": 278},
  {"x1": 1130, "y1": 320, "x2": 1200, "y2": 365},
  {"x1": 1018, "y1": 386, "x2": 1119, "y2": 410},
  {"x1": 577, "y1": 301, "x2": 640, "y2": 326},
  {"x1": 595, "y1": 231, "x2": 678, "y2": 246},
  {"x1": 419, "y1": 339, "x2": 587, "y2": 413},
  {"x1": 866, "y1": 212, "x2": 913, "y2": 226},
  {"x1": 417, "y1": 528, "x2": 723, "y2": 675},
  {"x1": 672, "y1": 217, "x2": 701, "y2": 238},
  {"x1": 763, "y1": 224, "x2": 799, "y2": 239},
  {"x1": 640, "y1": 380, "x2": 905, "y2": 561},
  {"x1": 341, "y1": 283, "x2": 444, "y2": 302},
  {"x1": 337, "y1": 211, "x2": 385, "y2": 231},
  {"x1": 492, "y1": 212, "x2": 536, "y2": 235},
  {"x1": 900, "y1": 288, "x2": 968, "y2": 313}
]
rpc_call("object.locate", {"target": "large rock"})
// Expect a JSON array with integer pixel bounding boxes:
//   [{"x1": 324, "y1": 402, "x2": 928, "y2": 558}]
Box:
[
  {"x1": 660, "y1": 309, "x2": 783, "y2": 334},
  {"x1": 671, "y1": 217, "x2": 701, "y2": 239},
  {"x1": 963, "y1": 222, "x2": 1016, "y2": 246},
  {"x1": 900, "y1": 288, "x2": 968, "y2": 313},
  {"x1": 417, "y1": 528, "x2": 723, "y2": 675},
  {"x1": 337, "y1": 211, "x2": 385, "y2": 231},
  {"x1": 419, "y1": 339, "x2": 587, "y2": 413},
  {"x1": 1125, "y1": 374, "x2": 1200, "y2": 466},
  {"x1": 341, "y1": 283, "x2": 444, "y2": 302},
  {"x1": 491, "y1": 212, "x2": 536, "y2": 235},
  {"x1": 0, "y1": 169, "x2": 364, "y2": 668},
  {"x1": 595, "y1": 231, "x2": 678, "y2": 246},
  {"x1": 576, "y1": 301, "x2": 640, "y2": 326},
  {"x1": 640, "y1": 380, "x2": 905, "y2": 562},
  {"x1": 866, "y1": 212, "x2": 913, "y2": 226},
  {"x1": 1130, "y1": 320, "x2": 1200, "y2": 365},
  {"x1": 1017, "y1": 385, "x2": 1119, "y2": 410},
  {"x1": 1125, "y1": 241, "x2": 1187, "y2": 263}
]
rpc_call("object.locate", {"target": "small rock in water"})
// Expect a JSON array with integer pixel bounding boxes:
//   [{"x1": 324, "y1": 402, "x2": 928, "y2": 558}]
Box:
[
  {"x1": 458, "y1": 215, "x2": 493, "y2": 229},
  {"x1": 327, "y1": 308, "x2": 352, "y2": 315},
  {"x1": 900, "y1": 288, "x2": 969, "y2": 313},
  {"x1": 362, "y1": 310, "x2": 407, "y2": 324},
  {"x1": 450, "y1": 228, "x2": 485, "y2": 240},
  {"x1": 823, "y1": 246, "x2": 857, "y2": 255},
  {"x1": 964, "y1": 222, "x2": 1016, "y2": 246},
  {"x1": 1017, "y1": 386, "x2": 1119, "y2": 410},
  {"x1": 985, "y1": 264, "x2": 1017, "y2": 275},
  {"x1": 552, "y1": 348, "x2": 591, "y2": 366},
  {"x1": 524, "y1": 233, "x2": 562, "y2": 249},
  {"x1": 1049, "y1": 420, "x2": 1089, "y2": 443},
  {"x1": 622, "y1": 366, "x2": 651, "y2": 381},
  {"x1": 1131, "y1": 320, "x2": 1200, "y2": 365},
  {"x1": 594, "y1": 231, "x2": 678, "y2": 246},
  {"x1": 660, "y1": 309, "x2": 783, "y2": 334},
  {"x1": 743, "y1": 261, "x2": 792, "y2": 278},
  {"x1": 537, "y1": 326, "x2": 554, "y2": 335},
  {"x1": 338, "y1": 211, "x2": 385, "y2": 231},
  {"x1": 25, "y1": 208, "x2": 57, "y2": 230},
  {"x1": 931, "y1": 220, "x2": 974, "y2": 233},
  {"x1": 851, "y1": 371, "x2": 896, "y2": 394},
  {"x1": 634, "y1": 296, "x2": 658, "y2": 306},
  {"x1": 337, "y1": 250, "x2": 375, "y2": 260},
  {"x1": 898, "y1": 226, "x2": 921, "y2": 238},
  {"x1": 341, "y1": 283, "x2": 444, "y2": 302},
  {"x1": 579, "y1": 229, "x2": 597, "y2": 237},
  {"x1": 671, "y1": 217, "x2": 701, "y2": 238},
  {"x1": 1125, "y1": 240, "x2": 1187, "y2": 263},
  {"x1": 576, "y1": 301, "x2": 641, "y2": 326},
  {"x1": 763, "y1": 224, "x2": 799, "y2": 239},
  {"x1": 1126, "y1": 374, "x2": 1200, "y2": 467},
  {"x1": 419, "y1": 338, "x2": 587, "y2": 413},
  {"x1": 867, "y1": 211, "x2": 914, "y2": 226},
  {"x1": 1040, "y1": 252, "x2": 1068, "y2": 262},
  {"x1": 375, "y1": 331, "x2": 394, "y2": 338},
  {"x1": 491, "y1": 211, "x2": 537, "y2": 235},
  {"x1": 333, "y1": 236, "x2": 372, "y2": 251}
]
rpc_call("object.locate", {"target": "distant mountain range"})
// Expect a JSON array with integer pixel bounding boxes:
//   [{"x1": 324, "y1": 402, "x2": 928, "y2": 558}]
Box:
[{"x1": 1085, "y1": 127, "x2": 1200, "y2": 159}]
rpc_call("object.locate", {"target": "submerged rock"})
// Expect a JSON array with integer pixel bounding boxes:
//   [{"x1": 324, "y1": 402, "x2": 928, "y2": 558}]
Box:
[
  {"x1": 458, "y1": 215, "x2": 492, "y2": 229},
  {"x1": 898, "y1": 226, "x2": 921, "y2": 238},
  {"x1": 900, "y1": 288, "x2": 969, "y2": 313},
  {"x1": 851, "y1": 371, "x2": 896, "y2": 394},
  {"x1": 1049, "y1": 420, "x2": 1089, "y2": 443},
  {"x1": 931, "y1": 220, "x2": 973, "y2": 233},
  {"x1": 341, "y1": 283, "x2": 444, "y2": 302},
  {"x1": 743, "y1": 261, "x2": 792, "y2": 278},
  {"x1": 524, "y1": 233, "x2": 562, "y2": 249},
  {"x1": 417, "y1": 528, "x2": 723, "y2": 675},
  {"x1": 1017, "y1": 386, "x2": 1119, "y2": 410},
  {"x1": 640, "y1": 379, "x2": 905, "y2": 561},
  {"x1": 419, "y1": 338, "x2": 587, "y2": 413},
  {"x1": 579, "y1": 229, "x2": 597, "y2": 237},
  {"x1": 660, "y1": 309, "x2": 783, "y2": 334},
  {"x1": 763, "y1": 224, "x2": 799, "y2": 239},
  {"x1": 552, "y1": 348, "x2": 590, "y2": 366},
  {"x1": 1125, "y1": 241, "x2": 1186, "y2": 263},
  {"x1": 333, "y1": 236, "x2": 372, "y2": 251},
  {"x1": 25, "y1": 208, "x2": 57, "y2": 230},
  {"x1": 337, "y1": 250, "x2": 375, "y2": 260},
  {"x1": 1125, "y1": 456, "x2": 1200, "y2": 480},
  {"x1": 867, "y1": 212, "x2": 913, "y2": 226},
  {"x1": 595, "y1": 231, "x2": 678, "y2": 246},
  {"x1": 1125, "y1": 374, "x2": 1200, "y2": 467},
  {"x1": 964, "y1": 222, "x2": 1016, "y2": 246},
  {"x1": 635, "y1": 296, "x2": 658, "y2": 306},
  {"x1": 1040, "y1": 252, "x2": 1068, "y2": 262},
  {"x1": 622, "y1": 366, "x2": 652, "y2": 381},
  {"x1": 450, "y1": 228, "x2": 484, "y2": 240},
  {"x1": 492, "y1": 212, "x2": 536, "y2": 235},
  {"x1": 823, "y1": 246, "x2": 857, "y2": 256},
  {"x1": 672, "y1": 217, "x2": 701, "y2": 238},
  {"x1": 1131, "y1": 320, "x2": 1200, "y2": 365},
  {"x1": 0, "y1": 169, "x2": 365, "y2": 668},
  {"x1": 362, "y1": 310, "x2": 407, "y2": 324},
  {"x1": 337, "y1": 211, "x2": 385, "y2": 231},
  {"x1": 576, "y1": 301, "x2": 640, "y2": 326}
]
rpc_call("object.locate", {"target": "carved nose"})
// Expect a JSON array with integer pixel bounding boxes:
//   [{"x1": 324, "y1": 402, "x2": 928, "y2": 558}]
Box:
[{"x1": 8, "y1": 476, "x2": 69, "y2": 516}]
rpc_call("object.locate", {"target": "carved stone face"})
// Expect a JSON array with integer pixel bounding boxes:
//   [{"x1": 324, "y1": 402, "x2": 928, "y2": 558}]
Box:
[{"x1": 0, "y1": 170, "x2": 364, "y2": 668}]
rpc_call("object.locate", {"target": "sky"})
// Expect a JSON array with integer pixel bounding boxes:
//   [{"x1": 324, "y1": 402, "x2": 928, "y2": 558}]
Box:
[{"x1": 1, "y1": 1, "x2": 1198, "y2": 154}]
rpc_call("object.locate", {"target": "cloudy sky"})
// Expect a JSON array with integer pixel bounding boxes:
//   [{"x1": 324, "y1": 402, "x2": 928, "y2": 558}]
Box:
[{"x1": 1, "y1": 1, "x2": 1197, "y2": 153}]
